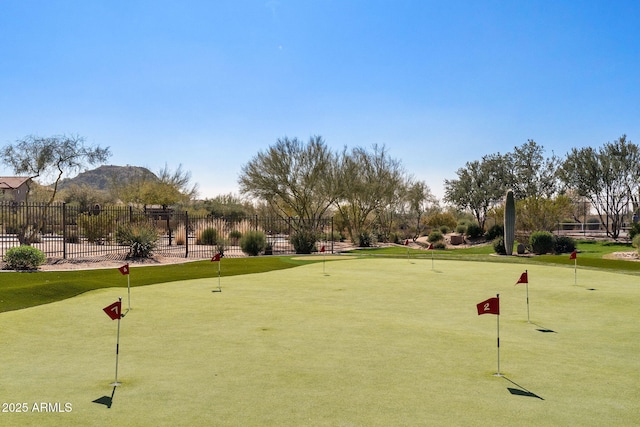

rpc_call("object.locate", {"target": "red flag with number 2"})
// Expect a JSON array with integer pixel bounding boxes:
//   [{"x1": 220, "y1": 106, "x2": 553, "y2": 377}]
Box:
[{"x1": 476, "y1": 297, "x2": 500, "y2": 315}]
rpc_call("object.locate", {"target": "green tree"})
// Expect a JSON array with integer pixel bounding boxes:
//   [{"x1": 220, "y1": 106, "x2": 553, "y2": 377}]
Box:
[
  {"x1": 403, "y1": 179, "x2": 437, "y2": 241},
  {"x1": 559, "y1": 135, "x2": 640, "y2": 239},
  {"x1": 334, "y1": 145, "x2": 405, "y2": 245},
  {"x1": 239, "y1": 136, "x2": 338, "y2": 237},
  {"x1": 444, "y1": 153, "x2": 506, "y2": 230},
  {"x1": 507, "y1": 140, "x2": 561, "y2": 199}
]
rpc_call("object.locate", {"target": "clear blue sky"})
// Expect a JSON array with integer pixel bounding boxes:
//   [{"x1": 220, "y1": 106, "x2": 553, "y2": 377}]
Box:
[{"x1": 1, "y1": 1, "x2": 639, "y2": 200}]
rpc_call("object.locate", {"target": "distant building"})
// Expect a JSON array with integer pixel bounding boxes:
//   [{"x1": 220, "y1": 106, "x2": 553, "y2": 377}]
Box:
[{"x1": 0, "y1": 177, "x2": 32, "y2": 203}]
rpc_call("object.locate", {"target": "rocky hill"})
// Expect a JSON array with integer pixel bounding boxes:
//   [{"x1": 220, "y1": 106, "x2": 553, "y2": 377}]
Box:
[{"x1": 57, "y1": 165, "x2": 159, "y2": 191}]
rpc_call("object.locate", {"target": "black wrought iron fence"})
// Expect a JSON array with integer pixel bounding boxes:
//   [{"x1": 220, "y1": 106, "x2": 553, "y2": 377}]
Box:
[{"x1": 0, "y1": 202, "x2": 333, "y2": 260}]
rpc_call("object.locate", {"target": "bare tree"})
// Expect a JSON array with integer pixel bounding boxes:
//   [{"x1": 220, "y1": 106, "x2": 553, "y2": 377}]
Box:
[{"x1": 0, "y1": 134, "x2": 110, "y2": 244}]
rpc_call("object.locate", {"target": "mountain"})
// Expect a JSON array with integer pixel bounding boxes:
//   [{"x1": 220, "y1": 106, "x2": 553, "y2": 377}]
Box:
[{"x1": 57, "y1": 165, "x2": 159, "y2": 191}]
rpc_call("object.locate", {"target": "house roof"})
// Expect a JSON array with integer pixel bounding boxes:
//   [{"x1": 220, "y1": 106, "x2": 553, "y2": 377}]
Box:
[{"x1": 0, "y1": 177, "x2": 31, "y2": 190}]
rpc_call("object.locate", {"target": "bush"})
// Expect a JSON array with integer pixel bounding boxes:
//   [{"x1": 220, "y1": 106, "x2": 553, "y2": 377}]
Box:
[
  {"x1": 240, "y1": 230, "x2": 267, "y2": 256},
  {"x1": 3, "y1": 245, "x2": 47, "y2": 270},
  {"x1": 554, "y1": 235, "x2": 576, "y2": 254},
  {"x1": 455, "y1": 224, "x2": 467, "y2": 234},
  {"x1": 428, "y1": 230, "x2": 444, "y2": 242},
  {"x1": 628, "y1": 222, "x2": 640, "y2": 240},
  {"x1": 493, "y1": 237, "x2": 506, "y2": 255},
  {"x1": 432, "y1": 241, "x2": 446, "y2": 250},
  {"x1": 485, "y1": 224, "x2": 504, "y2": 241},
  {"x1": 439, "y1": 225, "x2": 450, "y2": 234},
  {"x1": 356, "y1": 231, "x2": 375, "y2": 248},
  {"x1": 633, "y1": 235, "x2": 640, "y2": 255},
  {"x1": 529, "y1": 231, "x2": 554, "y2": 255},
  {"x1": 290, "y1": 229, "x2": 317, "y2": 254},
  {"x1": 118, "y1": 222, "x2": 159, "y2": 258},
  {"x1": 465, "y1": 223, "x2": 484, "y2": 239},
  {"x1": 228, "y1": 230, "x2": 242, "y2": 244},
  {"x1": 197, "y1": 227, "x2": 218, "y2": 245},
  {"x1": 76, "y1": 212, "x2": 115, "y2": 244}
]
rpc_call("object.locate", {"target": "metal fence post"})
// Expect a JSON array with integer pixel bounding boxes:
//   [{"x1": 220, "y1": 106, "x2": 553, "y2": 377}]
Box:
[
  {"x1": 185, "y1": 211, "x2": 189, "y2": 258},
  {"x1": 62, "y1": 202, "x2": 67, "y2": 259}
]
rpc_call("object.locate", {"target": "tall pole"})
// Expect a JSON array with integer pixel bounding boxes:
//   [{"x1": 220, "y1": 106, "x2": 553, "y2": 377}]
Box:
[
  {"x1": 111, "y1": 297, "x2": 122, "y2": 387},
  {"x1": 525, "y1": 271, "x2": 530, "y2": 323},
  {"x1": 496, "y1": 294, "x2": 501, "y2": 377}
]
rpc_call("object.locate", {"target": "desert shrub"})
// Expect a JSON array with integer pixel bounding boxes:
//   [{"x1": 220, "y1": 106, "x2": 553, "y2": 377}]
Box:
[
  {"x1": 529, "y1": 231, "x2": 554, "y2": 255},
  {"x1": 197, "y1": 227, "x2": 218, "y2": 245},
  {"x1": 493, "y1": 237, "x2": 506, "y2": 255},
  {"x1": 356, "y1": 231, "x2": 375, "y2": 247},
  {"x1": 173, "y1": 224, "x2": 186, "y2": 245},
  {"x1": 291, "y1": 229, "x2": 317, "y2": 253},
  {"x1": 485, "y1": 224, "x2": 503, "y2": 241},
  {"x1": 3, "y1": 245, "x2": 46, "y2": 270},
  {"x1": 465, "y1": 223, "x2": 484, "y2": 239},
  {"x1": 628, "y1": 222, "x2": 640, "y2": 240},
  {"x1": 118, "y1": 222, "x2": 159, "y2": 258},
  {"x1": 228, "y1": 230, "x2": 242, "y2": 244},
  {"x1": 428, "y1": 230, "x2": 444, "y2": 242},
  {"x1": 426, "y1": 212, "x2": 457, "y2": 230},
  {"x1": 455, "y1": 224, "x2": 467, "y2": 234},
  {"x1": 554, "y1": 235, "x2": 576, "y2": 254},
  {"x1": 77, "y1": 212, "x2": 115, "y2": 244},
  {"x1": 432, "y1": 241, "x2": 446, "y2": 250},
  {"x1": 633, "y1": 235, "x2": 640, "y2": 255},
  {"x1": 439, "y1": 225, "x2": 450, "y2": 234},
  {"x1": 240, "y1": 230, "x2": 267, "y2": 256}
]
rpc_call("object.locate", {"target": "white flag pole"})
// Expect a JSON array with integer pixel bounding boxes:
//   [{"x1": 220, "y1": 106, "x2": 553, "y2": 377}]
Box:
[
  {"x1": 111, "y1": 297, "x2": 122, "y2": 387},
  {"x1": 525, "y1": 270, "x2": 530, "y2": 323},
  {"x1": 574, "y1": 257, "x2": 577, "y2": 286},
  {"x1": 495, "y1": 293, "x2": 501, "y2": 377}
]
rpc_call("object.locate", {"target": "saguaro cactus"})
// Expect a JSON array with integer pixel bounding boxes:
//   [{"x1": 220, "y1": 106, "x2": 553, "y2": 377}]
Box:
[{"x1": 504, "y1": 189, "x2": 515, "y2": 255}]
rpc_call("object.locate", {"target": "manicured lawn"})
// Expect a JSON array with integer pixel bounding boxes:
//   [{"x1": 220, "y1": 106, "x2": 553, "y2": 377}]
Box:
[
  {"x1": 0, "y1": 257, "x2": 312, "y2": 313},
  {"x1": 0, "y1": 257, "x2": 638, "y2": 426}
]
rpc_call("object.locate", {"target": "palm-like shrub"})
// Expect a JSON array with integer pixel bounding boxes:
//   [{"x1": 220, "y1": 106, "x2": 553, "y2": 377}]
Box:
[{"x1": 118, "y1": 222, "x2": 159, "y2": 258}]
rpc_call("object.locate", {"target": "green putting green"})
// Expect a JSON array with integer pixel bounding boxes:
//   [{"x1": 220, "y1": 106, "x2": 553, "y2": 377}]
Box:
[{"x1": 0, "y1": 258, "x2": 638, "y2": 426}]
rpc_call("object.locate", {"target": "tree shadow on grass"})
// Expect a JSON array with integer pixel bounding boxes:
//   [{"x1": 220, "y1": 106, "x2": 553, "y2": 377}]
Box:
[
  {"x1": 502, "y1": 376, "x2": 544, "y2": 400},
  {"x1": 93, "y1": 386, "x2": 117, "y2": 408}
]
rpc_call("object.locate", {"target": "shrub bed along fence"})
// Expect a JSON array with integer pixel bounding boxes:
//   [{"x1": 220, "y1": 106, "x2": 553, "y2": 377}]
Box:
[{"x1": 0, "y1": 202, "x2": 334, "y2": 260}]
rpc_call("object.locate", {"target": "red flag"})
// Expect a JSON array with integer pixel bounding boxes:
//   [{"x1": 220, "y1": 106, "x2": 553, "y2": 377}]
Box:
[
  {"x1": 103, "y1": 300, "x2": 122, "y2": 320},
  {"x1": 211, "y1": 252, "x2": 222, "y2": 262},
  {"x1": 404, "y1": 239, "x2": 409, "y2": 246},
  {"x1": 477, "y1": 297, "x2": 500, "y2": 315},
  {"x1": 569, "y1": 250, "x2": 577, "y2": 260},
  {"x1": 118, "y1": 264, "x2": 129, "y2": 275},
  {"x1": 516, "y1": 271, "x2": 528, "y2": 285},
  {"x1": 320, "y1": 245, "x2": 325, "y2": 253},
  {"x1": 427, "y1": 243, "x2": 434, "y2": 250}
]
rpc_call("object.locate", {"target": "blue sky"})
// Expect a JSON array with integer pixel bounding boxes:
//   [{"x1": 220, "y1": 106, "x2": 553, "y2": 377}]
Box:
[{"x1": 1, "y1": 1, "x2": 639, "y2": 200}]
